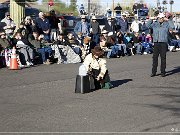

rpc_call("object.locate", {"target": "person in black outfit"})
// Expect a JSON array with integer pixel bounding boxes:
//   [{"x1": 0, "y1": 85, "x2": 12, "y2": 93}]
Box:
[{"x1": 47, "y1": 10, "x2": 60, "y2": 41}]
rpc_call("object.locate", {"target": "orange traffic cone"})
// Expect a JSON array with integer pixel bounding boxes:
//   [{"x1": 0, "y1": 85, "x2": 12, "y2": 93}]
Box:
[{"x1": 10, "y1": 47, "x2": 19, "y2": 70}]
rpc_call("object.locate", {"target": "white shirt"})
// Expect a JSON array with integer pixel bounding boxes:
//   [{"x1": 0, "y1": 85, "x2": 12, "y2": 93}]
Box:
[{"x1": 131, "y1": 20, "x2": 139, "y2": 33}]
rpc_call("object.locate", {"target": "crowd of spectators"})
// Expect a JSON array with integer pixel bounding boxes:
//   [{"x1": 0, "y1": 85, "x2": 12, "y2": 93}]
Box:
[{"x1": 0, "y1": 9, "x2": 180, "y2": 69}]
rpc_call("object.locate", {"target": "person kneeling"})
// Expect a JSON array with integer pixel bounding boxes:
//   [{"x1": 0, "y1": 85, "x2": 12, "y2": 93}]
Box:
[{"x1": 83, "y1": 46, "x2": 112, "y2": 90}]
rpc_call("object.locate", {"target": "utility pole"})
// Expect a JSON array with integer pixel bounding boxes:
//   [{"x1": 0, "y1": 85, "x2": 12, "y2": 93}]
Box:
[
  {"x1": 157, "y1": 0, "x2": 160, "y2": 8},
  {"x1": 88, "y1": 0, "x2": 90, "y2": 19},
  {"x1": 112, "y1": 0, "x2": 114, "y2": 17}
]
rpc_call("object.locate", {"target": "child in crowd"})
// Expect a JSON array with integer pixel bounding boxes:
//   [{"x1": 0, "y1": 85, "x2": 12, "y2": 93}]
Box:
[
  {"x1": 116, "y1": 31, "x2": 127, "y2": 56},
  {"x1": 132, "y1": 32, "x2": 142, "y2": 55},
  {"x1": 124, "y1": 32, "x2": 134, "y2": 55}
]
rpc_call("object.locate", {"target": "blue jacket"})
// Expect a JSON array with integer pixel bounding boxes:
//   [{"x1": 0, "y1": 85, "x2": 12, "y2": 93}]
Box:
[
  {"x1": 74, "y1": 21, "x2": 90, "y2": 36},
  {"x1": 146, "y1": 19, "x2": 174, "y2": 43}
]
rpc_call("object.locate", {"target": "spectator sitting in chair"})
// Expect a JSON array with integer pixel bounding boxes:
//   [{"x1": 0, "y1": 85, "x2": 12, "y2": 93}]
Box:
[
  {"x1": 51, "y1": 34, "x2": 81, "y2": 64},
  {"x1": 0, "y1": 31, "x2": 12, "y2": 51},
  {"x1": 116, "y1": 31, "x2": 127, "y2": 56},
  {"x1": 12, "y1": 32, "x2": 34, "y2": 66},
  {"x1": 132, "y1": 32, "x2": 142, "y2": 55},
  {"x1": 106, "y1": 33, "x2": 120, "y2": 58},
  {"x1": 0, "y1": 31, "x2": 12, "y2": 67},
  {"x1": 168, "y1": 29, "x2": 180, "y2": 51},
  {"x1": 66, "y1": 33, "x2": 81, "y2": 55},
  {"x1": 28, "y1": 31, "x2": 52, "y2": 65}
]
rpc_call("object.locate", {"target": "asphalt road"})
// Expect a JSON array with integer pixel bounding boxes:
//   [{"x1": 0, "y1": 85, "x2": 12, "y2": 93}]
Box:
[{"x1": 0, "y1": 51, "x2": 180, "y2": 135}]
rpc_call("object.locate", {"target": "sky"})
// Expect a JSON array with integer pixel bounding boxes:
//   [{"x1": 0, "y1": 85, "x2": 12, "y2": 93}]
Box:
[
  {"x1": 61, "y1": 0, "x2": 180, "y2": 12},
  {"x1": 38, "y1": 0, "x2": 180, "y2": 12}
]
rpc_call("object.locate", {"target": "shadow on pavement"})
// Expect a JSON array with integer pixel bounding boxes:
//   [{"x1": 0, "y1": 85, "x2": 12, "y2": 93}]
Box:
[
  {"x1": 111, "y1": 79, "x2": 133, "y2": 88},
  {"x1": 166, "y1": 66, "x2": 180, "y2": 77}
]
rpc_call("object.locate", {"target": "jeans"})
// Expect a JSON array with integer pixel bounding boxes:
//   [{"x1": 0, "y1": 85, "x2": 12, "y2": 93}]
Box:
[
  {"x1": 170, "y1": 39, "x2": 180, "y2": 48},
  {"x1": 16, "y1": 44, "x2": 34, "y2": 64},
  {"x1": 117, "y1": 44, "x2": 127, "y2": 54},
  {"x1": 50, "y1": 29, "x2": 57, "y2": 41},
  {"x1": 134, "y1": 43, "x2": 142, "y2": 54},
  {"x1": 107, "y1": 45, "x2": 119, "y2": 58},
  {"x1": 91, "y1": 34, "x2": 99, "y2": 44},
  {"x1": 142, "y1": 42, "x2": 153, "y2": 53},
  {"x1": 37, "y1": 47, "x2": 52, "y2": 62},
  {"x1": 152, "y1": 42, "x2": 167, "y2": 74},
  {"x1": 43, "y1": 34, "x2": 50, "y2": 42}
]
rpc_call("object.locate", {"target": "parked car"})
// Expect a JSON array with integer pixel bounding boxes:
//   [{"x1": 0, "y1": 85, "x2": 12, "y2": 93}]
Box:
[{"x1": 0, "y1": 7, "x2": 39, "y2": 20}]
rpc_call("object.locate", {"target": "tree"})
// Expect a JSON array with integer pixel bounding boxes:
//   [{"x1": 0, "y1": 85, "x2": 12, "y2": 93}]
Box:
[
  {"x1": 69, "y1": 0, "x2": 77, "y2": 11},
  {"x1": 120, "y1": 0, "x2": 134, "y2": 14}
]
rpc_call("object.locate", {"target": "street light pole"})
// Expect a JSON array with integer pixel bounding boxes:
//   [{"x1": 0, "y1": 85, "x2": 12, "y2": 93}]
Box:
[
  {"x1": 88, "y1": 0, "x2": 90, "y2": 19},
  {"x1": 169, "y1": 0, "x2": 174, "y2": 13}
]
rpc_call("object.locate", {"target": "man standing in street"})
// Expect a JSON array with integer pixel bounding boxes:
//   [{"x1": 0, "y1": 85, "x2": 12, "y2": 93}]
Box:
[{"x1": 146, "y1": 13, "x2": 174, "y2": 77}]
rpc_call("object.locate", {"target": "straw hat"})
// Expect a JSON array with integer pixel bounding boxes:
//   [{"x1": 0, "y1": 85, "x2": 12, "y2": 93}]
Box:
[
  {"x1": 92, "y1": 46, "x2": 104, "y2": 57},
  {"x1": 157, "y1": 13, "x2": 165, "y2": 18}
]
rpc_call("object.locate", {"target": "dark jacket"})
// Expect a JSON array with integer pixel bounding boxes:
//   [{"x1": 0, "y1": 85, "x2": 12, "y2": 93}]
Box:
[
  {"x1": 90, "y1": 21, "x2": 100, "y2": 34},
  {"x1": 104, "y1": 20, "x2": 116, "y2": 33},
  {"x1": 28, "y1": 34, "x2": 41, "y2": 50},
  {"x1": 0, "y1": 38, "x2": 11, "y2": 49}
]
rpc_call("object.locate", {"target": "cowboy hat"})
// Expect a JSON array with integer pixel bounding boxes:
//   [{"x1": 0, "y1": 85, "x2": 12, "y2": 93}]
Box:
[
  {"x1": 0, "y1": 31, "x2": 5, "y2": 36},
  {"x1": 157, "y1": 13, "x2": 165, "y2": 18},
  {"x1": 108, "y1": 31, "x2": 113, "y2": 36},
  {"x1": 81, "y1": 15, "x2": 86, "y2": 19},
  {"x1": 121, "y1": 12, "x2": 126, "y2": 16},
  {"x1": 92, "y1": 46, "x2": 104, "y2": 57},
  {"x1": 92, "y1": 16, "x2": 97, "y2": 20},
  {"x1": 101, "y1": 30, "x2": 108, "y2": 34},
  {"x1": 107, "y1": 16, "x2": 112, "y2": 20}
]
